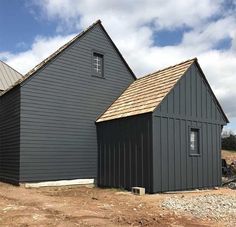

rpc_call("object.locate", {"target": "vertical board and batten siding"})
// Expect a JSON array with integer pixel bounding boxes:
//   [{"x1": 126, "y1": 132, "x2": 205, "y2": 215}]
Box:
[
  {"x1": 97, "y1": 114, "x2": 153, "y2": 193},
  {"x1": 153, "y1": 63, "x2": 223, "y2": 192},
  {"x1": 0, "y1": 86, "x2": 20, "y2": 184},
  {"x1": 19, "y1": 24, "x2": 134, "y2": 182}
]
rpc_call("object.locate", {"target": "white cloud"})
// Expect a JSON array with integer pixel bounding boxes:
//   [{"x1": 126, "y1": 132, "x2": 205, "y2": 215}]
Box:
[
  {"x1": 1, "y1": 0, "x2": 236, "y2": 130},
  {"x1": 181, "y1": 16, "x2": 236, "y2": 51},
  {"x1": 0, "y1": 51, "x2": 13, "y2": 61},
  {"x1": 2, "y1": 34, "x2": 75, "y2": 74},
  {"x1": 32, "y1": 0, "x2": 222, "y2": 30}
]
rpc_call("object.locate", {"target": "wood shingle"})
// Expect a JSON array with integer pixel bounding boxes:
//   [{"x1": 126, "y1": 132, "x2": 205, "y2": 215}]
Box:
[{"x1": 97, "y1": 58, "x2": 196, "y2": 122}]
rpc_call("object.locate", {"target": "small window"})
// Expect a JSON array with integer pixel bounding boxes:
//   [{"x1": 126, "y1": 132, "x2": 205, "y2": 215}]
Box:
[
  {"x1": 190, "y1": 128, "x2": 200, "y2": 156},
  {"x1": 93, "y1": 52, "x2": 104, "y2": 77}
]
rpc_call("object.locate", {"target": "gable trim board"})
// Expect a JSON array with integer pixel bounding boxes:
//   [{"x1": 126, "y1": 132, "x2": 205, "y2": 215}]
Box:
[
  {"x1": 0, "y1": 20, "x2": 136, "y2": 97},
  {"x1": 96, "y1": 58, "x2": 228, "y2": 124}
]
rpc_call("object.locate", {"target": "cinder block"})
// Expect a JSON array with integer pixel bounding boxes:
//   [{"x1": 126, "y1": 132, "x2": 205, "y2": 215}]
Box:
[{"x1": 132, "y1": 187, "x2": 145, "y2": 195}]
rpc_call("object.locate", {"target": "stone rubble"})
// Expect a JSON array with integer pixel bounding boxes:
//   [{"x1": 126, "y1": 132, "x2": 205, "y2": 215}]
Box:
[
  {"x1": 228, "y1": 182, "x2": 236, "y2": 189},
  {"x1": 161, "y1": 194, "x2": 236, "y2": 226}
]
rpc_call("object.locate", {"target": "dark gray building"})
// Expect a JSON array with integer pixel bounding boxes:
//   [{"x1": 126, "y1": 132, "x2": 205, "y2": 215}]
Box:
[
  {"x1": 0, "y1": 20, "x2": 228, "y2": 193},
  {"x1": 0, "y1": 20, "x2": 135, "y2": 184},
  {"x1": 96, "y1": 59, "x2": 229, "y2": 193}
]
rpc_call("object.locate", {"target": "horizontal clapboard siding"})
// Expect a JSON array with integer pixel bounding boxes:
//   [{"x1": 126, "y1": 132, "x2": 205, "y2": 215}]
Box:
[
  {"x1": 0, "y1": 86, "x2": 20, "y2": 184},
  {"x1": 19, "y1": 24, "x2": 134, "y2": 182},
  {"x1": 153, "y1": 63, "x2": 223, "y2": 192}
]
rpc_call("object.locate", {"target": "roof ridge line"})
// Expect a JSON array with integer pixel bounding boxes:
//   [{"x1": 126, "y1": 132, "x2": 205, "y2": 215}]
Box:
[
  {"x1": 137, "y1": 57, "x2": 197, "y2": 81},
  {"x1": 1, "y1": 18, "x2": 136, "y2": 96},
  {"x1": 0, "y1": 19, "x2": 102, "y2": 96},
  {"x1": 23, "y1": 19, "x2": 102, "y2": 78}
]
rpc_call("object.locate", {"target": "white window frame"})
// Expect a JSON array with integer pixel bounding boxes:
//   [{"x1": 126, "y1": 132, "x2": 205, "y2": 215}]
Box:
[
  {"x1": 92, "y1": 52, "x2": 104, "y2": 77},
  {"x1": 189, "y1": 127, "x2": 201, "y2": 156}
]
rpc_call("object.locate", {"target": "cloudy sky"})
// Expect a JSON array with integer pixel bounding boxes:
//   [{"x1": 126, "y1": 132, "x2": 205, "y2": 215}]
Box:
[{"x1": 0, "y1": 0, "x2": 236, "y2": 131}]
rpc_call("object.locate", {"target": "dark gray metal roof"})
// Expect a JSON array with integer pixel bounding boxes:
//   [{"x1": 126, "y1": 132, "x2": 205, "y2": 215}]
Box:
[{"x1": 0, "y1": 61, "x2": 23, "y2": 92}]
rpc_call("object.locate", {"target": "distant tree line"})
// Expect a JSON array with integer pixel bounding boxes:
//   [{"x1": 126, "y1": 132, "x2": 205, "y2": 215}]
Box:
[{"x1": 222, "y1": 131, "x2": 236, "y2": 151}]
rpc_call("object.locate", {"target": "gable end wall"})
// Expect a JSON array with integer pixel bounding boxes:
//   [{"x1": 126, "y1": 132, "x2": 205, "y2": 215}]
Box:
[
  {"x1": 19, "y1": 24, "x2": 134, "y2": 182},
  {"x1": 152, "y1": 63, "x2": 223, "y2": 192}
]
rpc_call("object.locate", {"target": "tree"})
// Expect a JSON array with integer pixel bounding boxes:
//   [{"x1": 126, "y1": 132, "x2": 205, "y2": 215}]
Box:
[{"x1": 222, "y1": 132, "x2": 236, "y2": 151}]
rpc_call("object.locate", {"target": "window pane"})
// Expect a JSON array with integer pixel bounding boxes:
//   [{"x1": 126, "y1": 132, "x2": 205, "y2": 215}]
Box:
[
  {"x1": 190, "y1": 131, "x2": 195, "y2": 150},
  {"x1": 190, "y1": 128, "x2": 199, "y2": 155},
  {"x1": 93, "y1": 53, "x2": 103, "y2": 76}
]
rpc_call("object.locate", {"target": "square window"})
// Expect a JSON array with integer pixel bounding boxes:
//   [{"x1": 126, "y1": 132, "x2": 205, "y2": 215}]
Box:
[
  {"x1": 190, "y1": 128, "x2": 200, "y2": 156},
  {"x1": 93, "y1": 52, "x2": 104, "y2": 77}
]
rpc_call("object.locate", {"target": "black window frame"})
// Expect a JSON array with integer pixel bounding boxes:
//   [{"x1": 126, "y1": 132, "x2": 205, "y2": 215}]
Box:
[
  {"x1": 91, "y1": 50, "x2": 105, "y2": 78},
  {"x1": 188, "y1": 126, "x2": 201, "y2": 157}
]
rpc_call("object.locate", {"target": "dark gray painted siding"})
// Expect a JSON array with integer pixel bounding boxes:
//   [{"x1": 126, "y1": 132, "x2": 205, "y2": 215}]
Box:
[
  {"x1": 0, "y1": 86, "x2": 20, "y2": 184},
  {"x1": 19, "y1": 24, "x2": 134, "y2": 182},
  {"x1": 152, "y1": 63, "x2": 224, "y2": 192},
  {"x1": 152, "y1": 117, "x2": 222, "y2": 192},
  {"x1": 155, "y1": 64, "x2": 225, "y2": 125},
  {"x1": 97, "y1": 114, "x2": 153, "y2": 193}
]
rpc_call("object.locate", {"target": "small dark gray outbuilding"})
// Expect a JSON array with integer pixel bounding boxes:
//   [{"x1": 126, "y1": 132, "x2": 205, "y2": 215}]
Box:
[{"x1": 96, "y1": 59, "x2": 229, "y2": 193}]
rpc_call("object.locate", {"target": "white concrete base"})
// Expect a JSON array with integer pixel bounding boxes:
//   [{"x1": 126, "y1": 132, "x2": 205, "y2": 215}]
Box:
[{"x1": 24, "y1": 179, "x2": 94, "y2": 188}]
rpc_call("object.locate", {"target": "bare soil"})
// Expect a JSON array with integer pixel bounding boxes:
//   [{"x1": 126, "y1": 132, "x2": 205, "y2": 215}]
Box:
[{"x1": 0, "y1": 183, "x2": 235, "y2": 226}]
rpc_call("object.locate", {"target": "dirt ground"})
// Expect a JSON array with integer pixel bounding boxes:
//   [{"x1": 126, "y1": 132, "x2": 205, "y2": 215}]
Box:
[
  {"x1": 222, "y1": 150, "x2": 236, "y2": 164},
  {"x1": 0, "y1": 150, "x2": 235, "y2": 227},
  {"x1": 0, "y1": 183, "x2": 235, "y2": 227}
]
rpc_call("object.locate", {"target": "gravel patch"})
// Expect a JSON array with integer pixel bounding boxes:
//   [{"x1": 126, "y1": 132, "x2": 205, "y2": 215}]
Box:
[{"x1": 162, "y1": 194, "x2": 236, "y2": 226}]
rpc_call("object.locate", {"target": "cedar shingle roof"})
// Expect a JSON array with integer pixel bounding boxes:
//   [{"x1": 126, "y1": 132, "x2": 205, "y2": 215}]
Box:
[{"x1": 96, "y1": 58, "x2": 196, "y2": 122}]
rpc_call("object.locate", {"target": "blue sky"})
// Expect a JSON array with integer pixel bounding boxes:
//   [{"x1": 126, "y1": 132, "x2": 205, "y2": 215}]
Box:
[
  {"x1": 0, "y1": 0, "x2": 236, "y2": 132},
  {"x1": 0, "y1": 1, "x2": 57, "y2": 53}
]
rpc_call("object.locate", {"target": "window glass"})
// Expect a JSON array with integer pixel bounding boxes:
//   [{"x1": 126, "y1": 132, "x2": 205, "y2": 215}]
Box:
[
  {"x1": 190, "y1": 128, "x2": 200, "y2": 155},
  {"x1": 93, "y1": 52, "x2": 103, "y2": 76}
]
